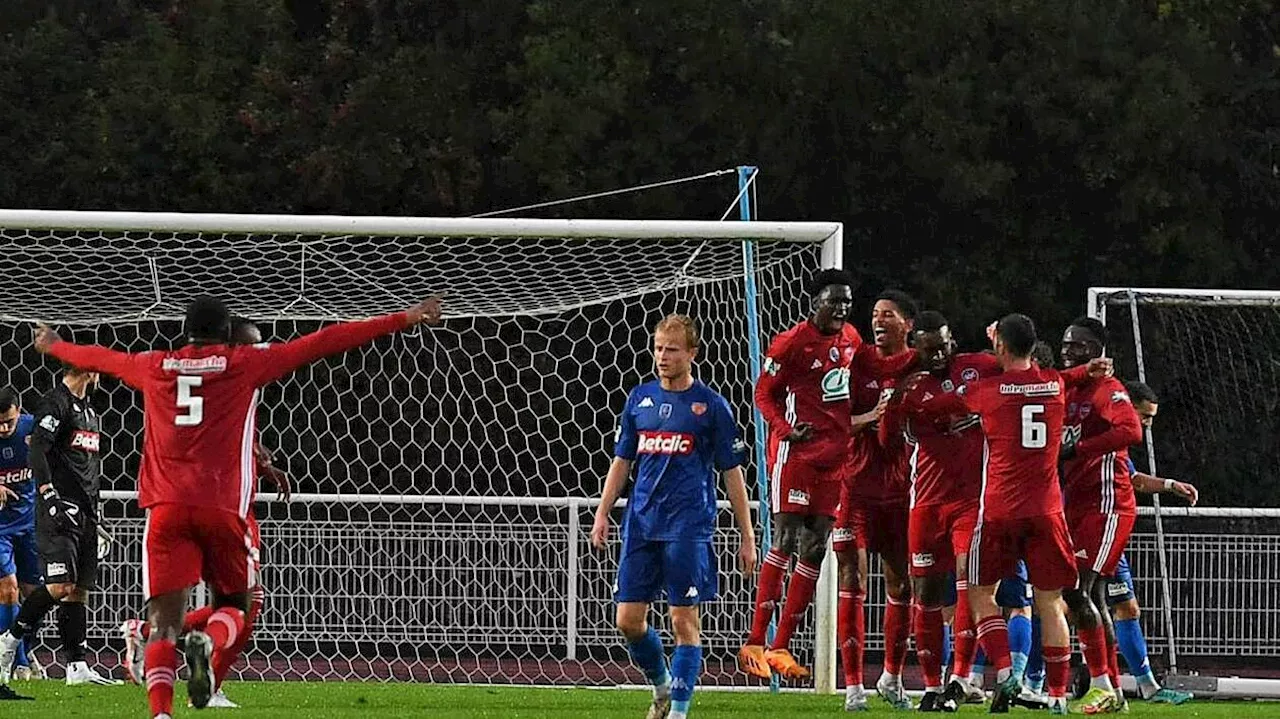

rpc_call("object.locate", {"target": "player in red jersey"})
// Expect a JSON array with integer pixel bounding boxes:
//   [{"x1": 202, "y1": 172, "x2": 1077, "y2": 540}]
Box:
[
  {"x1": 119, "y1": 319, "x2": 289, "y2": 708},
  {"x1": 739, "y1": 270, "x2": 916, "y2": 682},
  {"x1": 877, "y1": 311, "x2": 1001, "y2": 711},
  {"x1": 914, "y1": 314, "x2": 1110, "y2": 714},
  {"x1": 34, "y1": 295, "x2": 441, "y2": 718},
  {"x1": 1058, "y1": 317, "x2": 1144, "y2": 715},
  {"x1": 831, "y1": 290, "x2": 918, "y2": 710}
]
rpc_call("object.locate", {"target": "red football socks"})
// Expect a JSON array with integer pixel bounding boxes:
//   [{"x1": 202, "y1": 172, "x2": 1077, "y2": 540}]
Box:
[
  {"x1": 205, "y1": 607, "x2": 246, "y2": 652},
  {"x1": 914, "y1": 602, "x2": 945, "y2": 689},
  {"x1": 213, "y1": 591, "x2": 262, "y2": 688},
  {"x1": 838, "y1": 589, "x2": 866, "y2": 688},
  {"x1": 748, "y1": 549, "x2": 790, "y2": 645},
  {"x1": 144, "y1": 639, "x2": 177, "y2": 718},
  {"x1": 1078, "y1": 625, "x2": 1110, "y2": 681},
  {"x1": 770, "y1": 560, "x2": 821, "y2": 651},
  {"x1": 1044, "y1": 645, "x2": 1071, "y2": 698},
  {"x1": 883, "y1": 596, "x2": 911, "y2": 675},
  {"x1": 951, "y1": 581, "x2": 977, "y2": 678},
  {"x1": 976, "y1": 615, "x2": 1013, "y2": 679}
]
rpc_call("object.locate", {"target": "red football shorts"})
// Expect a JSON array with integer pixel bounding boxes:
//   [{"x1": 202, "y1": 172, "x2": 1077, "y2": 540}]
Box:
[
  {"x1": 833, "y1": 490, "x2": 909, "y2": 557},
  {"x1": 1066, "y1": 510, "x2": 1135, "y2": 576},
  {"x1": 143, "y1": 503, "x2": 256, "y2": 600},
  {"x1": 969, "y1": 511, "x2": 1078, "y2": 590},
  {"x1": 769, "y1": 447, "x2": 842, "y2": 518},
  {"x1": 908, "y1": 500, "x2": 978, "y2": 577}
]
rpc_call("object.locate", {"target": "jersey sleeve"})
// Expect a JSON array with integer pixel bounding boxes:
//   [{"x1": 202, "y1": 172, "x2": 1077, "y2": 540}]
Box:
[
  {"x1": 613, "y1": 390, "x2": 639, "y2": 461},
  {"x1": 1126, "y1": 456, "x2": 1137, "y2": 474},
  {"x1": 47, "y1": 342, "x2": 152, "y2": 389},
  {"x1": 1075, "y1": 381, "x2": 1145, "y2": 459},
  {"x1": 1059, "y1": 364, "x2": 1091, "y2": 388},
  {"x1": 28, "y1": 393, "x2": 68, "y2": 488},
  {"x1": 710, "y1": 394, "x2": 747, "y2": 472},
  {"x1": 243, "y1": 312, "x2": 411, "y2": 385},
  {"x1": 852, "y1": 342, "x2": 918, "y2": 379},
  {"x1": 916, "y1": 380, "x2": 978, "y2": 422},
  {"x1": 754, "y1": 332, "x2": 797, "y2": 437}
]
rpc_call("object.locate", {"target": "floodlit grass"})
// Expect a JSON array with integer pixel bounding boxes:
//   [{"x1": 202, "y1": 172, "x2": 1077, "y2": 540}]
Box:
[{"x1": 0, "y1": 681, "x2": 1274, "y2": 717}]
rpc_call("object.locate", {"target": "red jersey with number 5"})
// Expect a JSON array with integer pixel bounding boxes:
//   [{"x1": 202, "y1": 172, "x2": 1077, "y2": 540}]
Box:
[{"x1": 47, "y1": 313, "x2": 411, "y2": 516}]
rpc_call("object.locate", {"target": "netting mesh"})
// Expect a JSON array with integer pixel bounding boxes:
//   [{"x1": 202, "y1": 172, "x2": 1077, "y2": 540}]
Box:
[
  {"x1": 0, "y1": 223, "x2": 837, "y2": 684},
  {"x1": 1097, "y1": 292, "x2": 1280, "y2": 507},
  {"x1": 1096, "y1": 290, "x2": 1280, "y2": 671},
  {"x1": 0, "y1": 232, "x2": 812, "y2": 322}
]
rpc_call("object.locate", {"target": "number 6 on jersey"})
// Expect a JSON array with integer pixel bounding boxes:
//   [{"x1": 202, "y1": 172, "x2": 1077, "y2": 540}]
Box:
[
  {"x1": 176, "y1": 375, "x2": 204, "y2": 426},
  {"x1": 1021, "y1": 404, "x2": 1046, "y2": 449}
]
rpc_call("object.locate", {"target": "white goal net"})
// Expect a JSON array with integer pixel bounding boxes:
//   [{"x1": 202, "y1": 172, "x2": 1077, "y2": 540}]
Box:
[
  {"x1": 0, "y1": 210, "x2": 842, "y2": 686},
  {"x1": 1090, "y1": 288, "x2": 1280, "y2": 680}
]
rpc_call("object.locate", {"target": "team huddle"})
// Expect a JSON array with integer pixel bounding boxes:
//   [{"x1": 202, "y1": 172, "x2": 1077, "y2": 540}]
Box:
[{"x1": 595, "y1": 269, "x2": 1199, "y2": 717}]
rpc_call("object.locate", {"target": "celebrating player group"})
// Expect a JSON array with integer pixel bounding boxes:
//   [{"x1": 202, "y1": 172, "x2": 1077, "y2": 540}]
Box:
[
  {"x1": 594, "y1": 268, "x2": 1199, "y2": 718},
  {"x1": 0, "y1": 268, "x2": 1201, "y2": 718}
]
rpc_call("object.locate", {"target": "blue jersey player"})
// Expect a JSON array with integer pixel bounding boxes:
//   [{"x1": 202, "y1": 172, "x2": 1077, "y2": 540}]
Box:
[
  {"x1": 0, "y1": 388, "x2": 39, "y2": 698},
  {"x1": 592, "y1": 315, "x2": 756, "y2": 719}
]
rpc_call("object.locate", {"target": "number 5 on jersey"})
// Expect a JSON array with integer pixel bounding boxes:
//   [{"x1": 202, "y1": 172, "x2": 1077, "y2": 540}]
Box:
[
  {"x1": 176, "y1": 375, "x2": 204, "y2": 426},
  {"x1": 1021, "y1": 404, "x2": 1046, "y2": 449}
]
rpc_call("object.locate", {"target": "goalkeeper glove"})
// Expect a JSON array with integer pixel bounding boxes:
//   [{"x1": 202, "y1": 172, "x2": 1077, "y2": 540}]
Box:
[{"x1": 40, "y1": 486, "x2": 83, "y2": 533}]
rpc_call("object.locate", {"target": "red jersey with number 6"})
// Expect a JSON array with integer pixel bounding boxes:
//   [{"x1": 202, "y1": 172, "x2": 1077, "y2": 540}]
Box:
[
  {"x1": 47, "y1": 313, "x2": 411, "y2": 516},
  {"x1": 925, "y1": 364, "x2": 1089, "y2": 520}
]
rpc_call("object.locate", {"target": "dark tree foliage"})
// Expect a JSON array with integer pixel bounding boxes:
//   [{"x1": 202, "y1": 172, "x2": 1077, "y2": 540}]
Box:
[{"x1": 2, "y1": 0, "x2": 1278, "y2": 501}]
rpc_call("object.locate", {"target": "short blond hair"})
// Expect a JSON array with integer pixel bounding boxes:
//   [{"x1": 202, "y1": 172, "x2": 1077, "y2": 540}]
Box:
[{"x1": 654, "y1": 314, "x2": 699, "y2": 350}]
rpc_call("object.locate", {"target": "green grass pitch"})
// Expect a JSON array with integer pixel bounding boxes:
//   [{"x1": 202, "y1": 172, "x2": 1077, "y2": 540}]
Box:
[{"x1": 1, "y1": 682, "x2": 1276, "y2": 718}]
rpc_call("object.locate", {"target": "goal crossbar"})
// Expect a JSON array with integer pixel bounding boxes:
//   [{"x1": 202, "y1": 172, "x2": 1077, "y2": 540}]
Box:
[{"x1": 0, "y1": 209, "x2": 841, "y2": 243}]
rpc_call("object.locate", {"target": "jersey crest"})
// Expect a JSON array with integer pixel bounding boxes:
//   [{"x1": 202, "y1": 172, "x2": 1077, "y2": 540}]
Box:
[{"x1": 821, "y1": 367, "x2": 851, "y2": 402}]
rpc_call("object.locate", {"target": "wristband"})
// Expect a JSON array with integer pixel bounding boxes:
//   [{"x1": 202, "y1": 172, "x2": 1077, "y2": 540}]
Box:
[{"x1": 1163, "y1": 479, "x2": 1174, "y2": 491}]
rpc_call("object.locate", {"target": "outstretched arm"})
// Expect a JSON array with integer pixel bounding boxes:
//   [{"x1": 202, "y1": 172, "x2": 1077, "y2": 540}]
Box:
[
  {"x1": 852, "y1": 342, "x2": 918, "y2": 380},
  {"x1": 251, "y1": 297, "x2": 442, "y2": 384},
  {"x1": 1127, "y1": 457, "x2": 1198, "y2": 504},
  {"x1": 1059, "y1": 358, "x2": 1114, "y2": 388},
  {"x1": 36, "y1": 324, "x2": 149, "y2": 388},
  {"x1": 1132, "y1": 472, "x2": 1199, "y2": 504}
]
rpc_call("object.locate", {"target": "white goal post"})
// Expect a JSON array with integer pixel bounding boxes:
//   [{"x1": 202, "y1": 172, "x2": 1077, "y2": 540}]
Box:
[
  {"x1": 1088, "y1": 287, "x2": 1280, "y2": 698},
  {"x1": 0, "y1": 209, "x2": 844, "y2": 690}
]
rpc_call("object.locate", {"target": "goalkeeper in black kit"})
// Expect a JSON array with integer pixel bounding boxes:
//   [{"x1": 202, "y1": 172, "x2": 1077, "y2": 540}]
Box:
[{"x1": 0, "y1": 365, "x2": 122, "y2": 693}]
